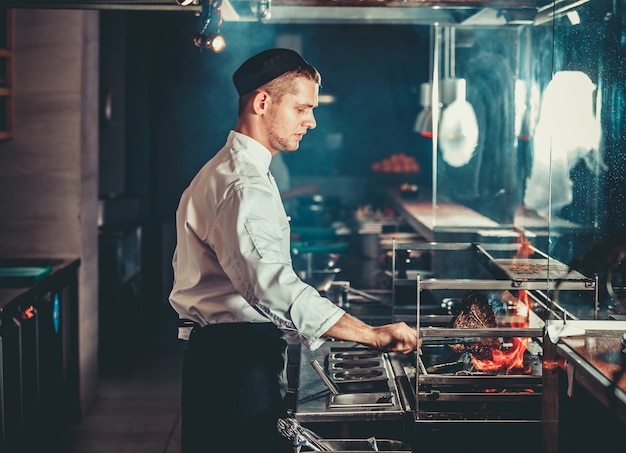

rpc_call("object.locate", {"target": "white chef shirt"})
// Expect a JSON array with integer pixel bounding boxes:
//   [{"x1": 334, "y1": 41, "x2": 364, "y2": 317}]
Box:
[{"x1": 169, "y1": 130, "x2": 345, "y2": 350}]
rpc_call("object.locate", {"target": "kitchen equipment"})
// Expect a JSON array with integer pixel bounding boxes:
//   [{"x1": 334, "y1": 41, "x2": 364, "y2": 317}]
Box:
[
  {"x1": 277, "y1": 417, "x2": 340, "y2": 451},
  {"x1": 387, "y1": 241, "x2": 588, "y2": 428},
  {"x1": 327, "y1": 393, "x2": 395, "y2": 409},
  {"x1": 327, "y1": 347, "x2": 392, "y2": 393},
  {"x1": 291, "y1": 226, "x2": 350, "y2": 242},
  {"x1": 278, "y1": 417, "x2": 412, "y2": 452},
  {"x1": 298, "y1": 268, "x2": 342, "y2": 293},
  {"x1": 0, "y1": 266, "x2": 52, "y2": 288},
  {"x1": 292, "y1": 242, "x2": 348, "y2": 292},
  {"x1": 299, "y1": 438, "x2": 411, "y2": 452},
  {"x1": 294, "y1": 194, "x2": 346, "y2": 227},
  {"x1": 311, "y1": 360, "x2": 340, "y2": 395}
]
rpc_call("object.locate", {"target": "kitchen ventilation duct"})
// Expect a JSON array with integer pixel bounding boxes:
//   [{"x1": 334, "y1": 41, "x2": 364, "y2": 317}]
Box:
[{"x1": 0, "y1": 0, "x2": 591, "y2": 25}]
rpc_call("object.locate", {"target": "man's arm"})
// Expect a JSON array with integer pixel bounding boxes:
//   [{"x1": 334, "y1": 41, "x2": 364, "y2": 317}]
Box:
[{"x1": 323, "y1": 313, "x2": 420, "y2": 354}]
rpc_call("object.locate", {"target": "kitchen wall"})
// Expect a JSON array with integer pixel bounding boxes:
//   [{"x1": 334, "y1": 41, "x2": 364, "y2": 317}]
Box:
[{"x1": 0, "y1": 10, "x2": 99, "y2": 414}]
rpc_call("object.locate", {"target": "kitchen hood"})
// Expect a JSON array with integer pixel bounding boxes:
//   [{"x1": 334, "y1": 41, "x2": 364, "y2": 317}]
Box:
[
  {"x1": 224, "y1": 0, "x2": 539, "y2": 25},
  {"x1": 0, "y1": 0, "x2": 589, "y2": 25}
]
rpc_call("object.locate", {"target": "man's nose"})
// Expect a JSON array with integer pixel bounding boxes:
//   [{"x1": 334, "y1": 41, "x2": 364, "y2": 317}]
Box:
[{"x1": 304, "y1": 113, "x2": 316, "y2": 129}]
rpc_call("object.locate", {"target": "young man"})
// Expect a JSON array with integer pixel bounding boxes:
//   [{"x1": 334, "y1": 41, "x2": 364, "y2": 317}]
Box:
[{"x1": 169, "y1": 48, "x2": 419, "y2": 453}]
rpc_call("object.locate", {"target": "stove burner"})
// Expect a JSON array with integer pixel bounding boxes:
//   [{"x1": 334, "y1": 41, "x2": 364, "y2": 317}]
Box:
[
  {"x1": 330, "y1": 360, "x2": 381, "y2": 370},
  {"x1": 332, "y1": 369, "x2": 384, "y2": 381},
  {"x1": 331, "y1": 351, "x2": 380, "y2": 361}
]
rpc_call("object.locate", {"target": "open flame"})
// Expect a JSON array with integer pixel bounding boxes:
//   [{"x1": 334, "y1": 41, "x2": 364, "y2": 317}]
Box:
[
  {"x1": 472, "y1": 290, "x2": 531, "y2": 373},
  {"x1": 473, "y1": 233, "x2": 534, "y2": 373},
  {"x1": 509, "y1": 231, "x2": 535, "y2": 272}
]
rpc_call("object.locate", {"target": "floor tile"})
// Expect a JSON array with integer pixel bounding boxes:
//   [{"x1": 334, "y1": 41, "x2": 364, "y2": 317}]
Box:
[{"x1": 63, "y1": 318, "x2": 185, "y2": 453}]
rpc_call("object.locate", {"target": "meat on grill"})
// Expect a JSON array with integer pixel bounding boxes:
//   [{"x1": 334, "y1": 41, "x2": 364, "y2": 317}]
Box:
[{"x1": 448, "y1": 291, "x2": 502, "y2": 360}]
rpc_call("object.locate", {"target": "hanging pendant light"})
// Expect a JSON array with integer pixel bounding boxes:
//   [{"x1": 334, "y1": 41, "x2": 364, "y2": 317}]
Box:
[
  {"x1": 415, "y1": 26, "x2": 437, "y2": 138},
  {"x1": 414, "y1": 82, "x2": 436, "y2": 138},
  {"x1": 190, "y1": 0, "x2": 226, "y2": 54},
  {"x1": 438, "y1": 27, "x2": 479, "y2": 168}
]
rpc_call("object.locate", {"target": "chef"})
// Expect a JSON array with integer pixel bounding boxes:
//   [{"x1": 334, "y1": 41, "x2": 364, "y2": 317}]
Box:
[{"x1": 169, "y1": 48, "x2": 419, "y2": 453}]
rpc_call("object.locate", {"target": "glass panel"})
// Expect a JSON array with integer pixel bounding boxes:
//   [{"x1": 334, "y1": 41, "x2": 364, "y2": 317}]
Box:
[
  {"x1": 548, "y1": 0, "x2": 626, "y2": 317},
  {"x1": 425, "y1": 0, "x2": 626, "y2": 319}
]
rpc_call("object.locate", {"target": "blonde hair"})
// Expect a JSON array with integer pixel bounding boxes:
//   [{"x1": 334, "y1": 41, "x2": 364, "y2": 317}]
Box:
[{"x1": 238, "y1": 66, "x2": 321, "y2": 115}]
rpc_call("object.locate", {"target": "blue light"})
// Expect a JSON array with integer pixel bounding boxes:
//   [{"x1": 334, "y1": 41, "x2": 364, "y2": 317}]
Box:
[{"x1": 53, "y1": 293, "x2": 60, "y2": 334}]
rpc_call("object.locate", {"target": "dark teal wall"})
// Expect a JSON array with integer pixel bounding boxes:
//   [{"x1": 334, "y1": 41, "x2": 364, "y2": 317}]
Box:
[{"x1": 123, "y1": 13, "x2": 430, "y2": 219}]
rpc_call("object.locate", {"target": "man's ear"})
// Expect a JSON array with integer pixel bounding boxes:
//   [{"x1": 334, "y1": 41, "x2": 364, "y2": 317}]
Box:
[{"x1": 252, "y1": 91, "x2": 270, "y2": 115}]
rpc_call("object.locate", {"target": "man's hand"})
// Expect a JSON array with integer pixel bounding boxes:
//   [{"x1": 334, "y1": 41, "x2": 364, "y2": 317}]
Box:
[
  {"x1": 323, "y1": 314, "x2": 421, "y2": 354},
  {"x1": 371, "y1": 322, "x2": 421, "y2": 354}
]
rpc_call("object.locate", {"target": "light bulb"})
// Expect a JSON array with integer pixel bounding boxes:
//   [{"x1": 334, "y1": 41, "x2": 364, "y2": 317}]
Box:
[{"x1": 208, "y1": 34, "x2": 226, "y2": 53}]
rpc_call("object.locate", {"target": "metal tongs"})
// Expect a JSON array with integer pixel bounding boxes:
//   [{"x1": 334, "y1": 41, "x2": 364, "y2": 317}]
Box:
[
  {"x1": 277, "y1": 417, "x2": 336, "y2": 451},
  {"x1": 277, "y1": 417, "x2": 383, "y2": 452}
]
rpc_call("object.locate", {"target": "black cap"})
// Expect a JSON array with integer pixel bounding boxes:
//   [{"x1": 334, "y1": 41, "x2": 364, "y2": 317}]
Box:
[{"x1": 232, "y1": 48, "x2": 310, "y2": 96}]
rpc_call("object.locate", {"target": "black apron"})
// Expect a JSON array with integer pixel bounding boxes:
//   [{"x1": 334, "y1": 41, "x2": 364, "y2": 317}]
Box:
[{"x1": 181, "y1": 322, "x2": 292, "y2": 453}]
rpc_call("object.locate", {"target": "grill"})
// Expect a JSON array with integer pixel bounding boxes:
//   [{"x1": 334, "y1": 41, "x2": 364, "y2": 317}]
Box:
[
  {"x1": 295, "y1": 240, "x2": 599, "y2": 451},
  {"x1": 411, "y1": 325, "x2": 544, "y2": 422},
  {"x1": 388, "y1": 241, "x2": 597, "y2": 424}
]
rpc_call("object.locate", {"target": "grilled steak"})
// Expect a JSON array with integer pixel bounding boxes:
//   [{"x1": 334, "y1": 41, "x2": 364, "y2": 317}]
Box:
[{"x1": 449, "y1": 292, "x2": 502, "y2": 359}]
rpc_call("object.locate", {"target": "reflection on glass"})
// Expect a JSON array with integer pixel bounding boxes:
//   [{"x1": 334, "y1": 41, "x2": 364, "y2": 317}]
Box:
[
  {"x1": 424, "y1": 0, "x2": 625, "y2": 316},
  {"x1": 439, "y1": 78, "x2": 479, "y2": 168},
  {"x1": 524, "y1": 71, "x2": 602, "y2": 216}
]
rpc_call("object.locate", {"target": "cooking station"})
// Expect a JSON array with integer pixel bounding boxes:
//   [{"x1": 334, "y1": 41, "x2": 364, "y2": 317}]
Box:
[
  {"x1": 290, "y1": 225, "x2": 604, "y2": 451},
  {"x1": 542, "y1": 320, "x2": 626, "y2": 452},
  {"x1": 295, "y1": 343, "x2": 407, "y2": 427}
]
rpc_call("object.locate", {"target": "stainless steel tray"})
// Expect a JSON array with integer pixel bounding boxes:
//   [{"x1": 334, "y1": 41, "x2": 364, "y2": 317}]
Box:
[{"x1": 328, "y1": 392, "x2": 395, "y2": 408}]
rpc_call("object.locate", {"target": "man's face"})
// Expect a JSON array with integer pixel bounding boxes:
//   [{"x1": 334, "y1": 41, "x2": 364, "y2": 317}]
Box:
[{"x1": 263, "y1": 77, "x2": 318, "y2": 153}]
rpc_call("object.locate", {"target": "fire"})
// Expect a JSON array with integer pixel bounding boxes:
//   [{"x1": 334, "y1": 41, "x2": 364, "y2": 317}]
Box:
[
  {"x1": 472, "y1": 290, "x2": 531, "y2": 373},
  {"x1": 515, "y1": 232, "x2": 534, "y2": 260},
  {"x1": 510, "y1": 231, "x2": 535, "y2": 272},
  {"x1": 473, "y1": 233, "x2": 534, "y2": 373}
]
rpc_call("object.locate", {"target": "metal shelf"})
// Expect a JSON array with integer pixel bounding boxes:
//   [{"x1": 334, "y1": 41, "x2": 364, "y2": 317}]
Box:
[{"x1": 389, "y1": 239, "x2": 599, "y2": 328}]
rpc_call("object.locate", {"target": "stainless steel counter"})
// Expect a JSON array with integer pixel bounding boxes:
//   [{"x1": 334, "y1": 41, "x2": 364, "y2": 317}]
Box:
[
  {"x1": 295, "y1": 341, "x2": 407, "y2": 423},
  {"x1": 387, "y1": 191, "x2": 585, "y2": 243},
  {"x1": 554, "y1": 320, "x2": 626, "y2": 422},
  {"x1": 540, "y1": 320, "x2": 626, "y2": 452},
  {"x1": 0, "y1": 257, "x2": 79, "y2": 310}
]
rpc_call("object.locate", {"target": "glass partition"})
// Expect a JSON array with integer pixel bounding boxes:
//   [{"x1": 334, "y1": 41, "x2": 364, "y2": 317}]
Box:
[{"x1": 425, "y1": 0, "x2": 625, "y2": 318}]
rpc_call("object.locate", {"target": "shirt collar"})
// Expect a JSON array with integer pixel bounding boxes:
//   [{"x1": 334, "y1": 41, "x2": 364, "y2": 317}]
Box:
[{"x1": 228, "y1": 130, "x2": 273, "y2": 172}]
